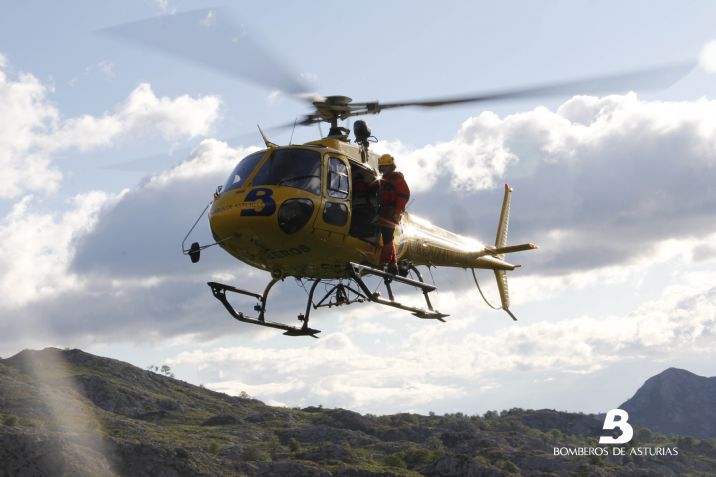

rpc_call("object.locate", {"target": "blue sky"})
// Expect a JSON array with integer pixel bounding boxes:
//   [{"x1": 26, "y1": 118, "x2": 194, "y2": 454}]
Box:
[{"x1": 2, "y1": 0, "x2": 716, "y2": 415}]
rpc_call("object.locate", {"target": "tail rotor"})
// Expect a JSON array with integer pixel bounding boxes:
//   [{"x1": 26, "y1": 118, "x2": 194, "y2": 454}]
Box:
[{"x1": 473, "y1": 184, "x2": 536, "y2": 321}]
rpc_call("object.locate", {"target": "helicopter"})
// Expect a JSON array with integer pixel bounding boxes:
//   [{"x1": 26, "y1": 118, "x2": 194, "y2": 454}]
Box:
[{"x1": 104, "y1": 8, "x2": 693, "y2": 338}]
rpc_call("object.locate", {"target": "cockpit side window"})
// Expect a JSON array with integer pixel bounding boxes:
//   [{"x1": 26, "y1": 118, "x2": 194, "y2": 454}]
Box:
[
  {"x1": 223, "y1": 151, "x2": 265, "y2": 192},
  {"x1": 252, "y1": 149, "x2": 321, "y2": 195},
  {"x1": 327, "y1": 157, "x2": 349, "y2": 199}
]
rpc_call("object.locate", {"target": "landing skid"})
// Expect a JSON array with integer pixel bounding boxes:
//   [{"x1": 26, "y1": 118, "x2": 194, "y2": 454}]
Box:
[
  {"x1": 207, "y1": 261, "x2": 447, "y2": 337},
  {"x1": 208, "y1": 280, "x2": 321, "y2": 338},
  {"x1": 346, "y1": 262, "x2": 448, "y2": 321}
]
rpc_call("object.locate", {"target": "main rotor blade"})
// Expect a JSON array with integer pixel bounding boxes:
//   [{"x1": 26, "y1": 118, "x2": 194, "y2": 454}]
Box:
[
  {"x1": 377, "y1": 61, "x2": 695, "y2": 111},
  {"x1": 100, "y1": 7, "x2": 309, "y2": 97}
]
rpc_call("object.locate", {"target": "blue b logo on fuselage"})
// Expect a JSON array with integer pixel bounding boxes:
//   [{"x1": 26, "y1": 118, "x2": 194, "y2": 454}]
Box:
[{"x1": 241, "y1": 188, "x2": 276, "y2": 216}]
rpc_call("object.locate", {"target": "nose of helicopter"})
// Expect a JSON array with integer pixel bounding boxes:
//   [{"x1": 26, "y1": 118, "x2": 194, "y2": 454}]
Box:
[{"x1": 210, "y1": 187, "x2": 316, "y2": 233}]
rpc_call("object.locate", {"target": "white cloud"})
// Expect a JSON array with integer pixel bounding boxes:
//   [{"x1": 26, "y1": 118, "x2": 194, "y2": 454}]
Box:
[
  {"x1": 200, "y1": 9, "x2": 216, "y2": 28},
  {"x1": 0, "y1": 66, "x2": 62, "y2": 198},
  {"x1": 72, "y1": 139, "x2": 258, "y2": 278},
  {"x1": 299, "y1": 72, "x2": 318, "y2": 82},
  {"x1": 379, "y1": 93, "x2": 716, "y2": 273},
  {"x1": 168, "y1": 277, "x2": 716, "y2": 413},
  {"x1": 0, "y1": 140, "x2": 267, "y2": 351},
  {"x1": 154, "y1": 0, "x2": 175, "y2": 14},
  {"x1": 96, "y1": 60, "x2": 115, "y2": 79},
  {"x1": 0, "y1": 57, "x2": 221, "y2": 199},
  {"x1": 699, "y1": 39, "x2": 716, "y2": 73},
  {"x1": 0, "y1": 192, "x2": 112, "y2": 308},
  {"x1": 266, "y1": 89, "x2": 281, "y2": 105},
  {"x1": 4, "y1": 90, "x2": 716, "y2": 391},
  {"x1": 45, "y1": 83, "x2": 221, "y2": 151},
  {"x1": 386, "y1": 93, "x2": 716, "y2": 195}
]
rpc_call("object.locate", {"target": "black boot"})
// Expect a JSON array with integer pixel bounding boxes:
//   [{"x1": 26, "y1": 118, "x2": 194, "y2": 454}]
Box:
[
  {"x1": 386, "y1": 262, "x2": 399, "y2": 275},
  {"x1": 397, "y1": 262, "x2": 410, "y2": 277}
]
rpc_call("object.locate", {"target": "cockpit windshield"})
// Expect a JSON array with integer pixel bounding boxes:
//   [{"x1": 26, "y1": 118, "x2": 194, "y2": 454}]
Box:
[
  {"x1": 223, "y1": 150, "x2": 265, "y2": 192},
  {"x1": 252, "y1": 148, "x2": 321, "y2": 195}
]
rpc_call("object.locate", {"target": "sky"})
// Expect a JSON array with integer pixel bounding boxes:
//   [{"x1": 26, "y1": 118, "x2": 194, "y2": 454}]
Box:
[{"x1": 2, "y1": 0, "x2": 716, "y2": 416}]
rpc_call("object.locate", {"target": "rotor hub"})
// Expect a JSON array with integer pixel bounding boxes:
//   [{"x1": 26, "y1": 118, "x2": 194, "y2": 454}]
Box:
[{"x1": 323, "y1": 95, "x2": 352, "y2": 106}]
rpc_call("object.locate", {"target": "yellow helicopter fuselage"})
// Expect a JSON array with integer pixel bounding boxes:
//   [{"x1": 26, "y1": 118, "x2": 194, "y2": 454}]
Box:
[{"x1": 208, "y1": 138, "x2": 520, "y2": 279}]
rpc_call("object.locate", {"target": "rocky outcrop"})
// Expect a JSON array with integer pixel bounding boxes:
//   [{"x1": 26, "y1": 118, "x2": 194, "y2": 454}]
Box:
[
  {"x1": 620, "y1": 368, "x2": 716, "y2": 439},
  {"x1": 0, "y1": 428, "x2": 116, "y2": 477}
]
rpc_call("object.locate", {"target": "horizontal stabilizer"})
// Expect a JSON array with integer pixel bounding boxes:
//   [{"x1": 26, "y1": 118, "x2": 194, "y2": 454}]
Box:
[{"x1": 488, "y1": 243, "x2": 538, "y2": 256}]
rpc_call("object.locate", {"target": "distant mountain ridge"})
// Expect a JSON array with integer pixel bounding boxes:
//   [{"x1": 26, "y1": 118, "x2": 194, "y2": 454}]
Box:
[
  {"x1": 620, "y1": 367, "x2": 716, "y2": 439},
  {"x1": 1, "y1": 348, "x2": 715, "y2": 476}
]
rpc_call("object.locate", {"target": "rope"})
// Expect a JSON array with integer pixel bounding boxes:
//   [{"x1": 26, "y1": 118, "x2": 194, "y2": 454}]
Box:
[
  {"x1": 427, "y1": 265, "x2": 438, "y2": 296},
  {"x1": 370, "y1": 275, "x2": 383, "y2": 296},
  {"x1": 296, "y1": 278, "x2": 310, "y2": 297},
  {"x1": 471, "y1": 268, "x2": 502, "y2": 310}
]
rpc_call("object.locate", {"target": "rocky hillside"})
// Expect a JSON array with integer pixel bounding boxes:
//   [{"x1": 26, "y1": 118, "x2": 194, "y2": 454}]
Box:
[
  {"x1": 1, "y1": 348, "x2": 715, "y2": 476},
  {"x1": 620, "y1": 367, "x2": 716, "y2": 439}
]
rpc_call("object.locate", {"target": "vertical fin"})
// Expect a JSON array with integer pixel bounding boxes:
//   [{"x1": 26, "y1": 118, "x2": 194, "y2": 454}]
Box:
[
  {"x1": 494, "y1": 269, "x2": 510, "y2": 309},
  {"x1": 495, "y1": 270, "x2": 517, "y2": 321},
  {"x1": 495, "y1": 184, "x2": 512, "y2": 252},
  {"x1": 494, "y1": 185, "x2": 517, "y2": 321}
]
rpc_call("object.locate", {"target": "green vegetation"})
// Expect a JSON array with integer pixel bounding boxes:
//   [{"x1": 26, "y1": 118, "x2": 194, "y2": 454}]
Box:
[
  {"x1": 288, "y1": 436, "x2": 301, "y2": 452},
  {"x1": 1, "y1": 348, "x2": 716, "y2": 476},
  {"x1": 3, "y1": 414, "x2": 18, "y2": 426},
  {"x1": 146, "y1": 364, "x2": 175, "y2": 378},
  {"x1": 384, "y1": 453, "x2": 406, "y2": 468}
]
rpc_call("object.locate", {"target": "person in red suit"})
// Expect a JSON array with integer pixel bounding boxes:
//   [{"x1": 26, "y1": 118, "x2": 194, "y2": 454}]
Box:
[{"x1": 373, "y1": 153, "x2": 410, "y2": 275}]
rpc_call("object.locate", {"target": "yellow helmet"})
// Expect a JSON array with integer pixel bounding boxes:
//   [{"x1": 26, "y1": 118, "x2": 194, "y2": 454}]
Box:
[{"x1": 378, "y1": 153, "x2": 395, "y2": 167}]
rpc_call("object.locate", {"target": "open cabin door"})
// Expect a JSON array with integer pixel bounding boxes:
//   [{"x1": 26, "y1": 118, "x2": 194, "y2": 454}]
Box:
[{"x1": 347, "y1": 161, "x2": 379, "y2": 244}]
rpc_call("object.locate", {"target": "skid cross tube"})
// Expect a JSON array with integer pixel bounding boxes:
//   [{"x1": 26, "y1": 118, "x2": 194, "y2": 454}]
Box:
[
  {"x1": 207, "y1": 280, "x2": 321, "y2": 337},
  {"x1": 408, "y1": 264, "x2": 434, "y2": 311},
  {"x1": 347, "y1": 262, "x2": 448, "y2": 321},
  {"x1": 301, "y1": 280, "x2": 367, "y2": 323},
  {"x1": 313, "y1": 283, "x2": 367, "y2": 309}
]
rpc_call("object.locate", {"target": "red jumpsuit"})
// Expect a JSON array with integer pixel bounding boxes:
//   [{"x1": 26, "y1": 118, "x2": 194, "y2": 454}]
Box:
[{"x1": 375, "y1": 171, "x2": 410, "y2": 268}]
